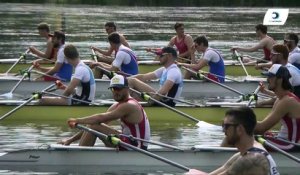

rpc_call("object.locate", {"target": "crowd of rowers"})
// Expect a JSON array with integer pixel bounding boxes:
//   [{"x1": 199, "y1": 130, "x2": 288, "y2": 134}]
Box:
[{"x1": 27, "y1": 22, "x2": 300, "y2": 175}]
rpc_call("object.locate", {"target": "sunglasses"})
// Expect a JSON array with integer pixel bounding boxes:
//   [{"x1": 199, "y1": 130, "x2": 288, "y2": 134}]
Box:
[
  {"x1": 270, "y1": 51, "x2": 281, "y2": 56},
  {"x1": 284, "y1": 39, "x2": 294, "y2": 43},
  {"x1": 222, "y1": 122, "x2": 239, "y2": 131},
  {"x1": 159, "y1": 53, "x2": 169, "y2": 58}
]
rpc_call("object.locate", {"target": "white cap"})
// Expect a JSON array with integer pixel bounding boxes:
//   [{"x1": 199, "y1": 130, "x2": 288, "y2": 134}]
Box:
[
  {"x1": 261, "y1": 64, "x2": 291, "y2": 79},
  {"x1": 109, "y1": 75, "x2": 128, "y2": 88}
]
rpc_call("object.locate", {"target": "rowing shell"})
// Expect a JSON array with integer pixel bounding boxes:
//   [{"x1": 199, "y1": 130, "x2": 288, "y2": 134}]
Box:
[
  {"x1": 0, "y1": 59, "x2": 264, "y2": 76},
  {"x1": 0, "y1": 144, "x2": 297, "y2": 174},
  {"x1": 0, "y1": 77, "x2": 266, "y2": 99},
  {"x1": 0, "y1": 100, "x2": 271, "y2": 123}
]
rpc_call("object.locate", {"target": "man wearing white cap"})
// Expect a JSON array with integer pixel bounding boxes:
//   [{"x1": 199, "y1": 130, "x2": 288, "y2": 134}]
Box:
[
  {"x1": 255, "y1": 64, "x2": 300, "y2": 151},
  {"x1": 59, "y1": 75, "x2": 151, "y2": 150}
]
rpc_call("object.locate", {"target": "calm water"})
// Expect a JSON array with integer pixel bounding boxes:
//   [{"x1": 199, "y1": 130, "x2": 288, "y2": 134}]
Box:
[{"x1": 0, "y1": 3, "x2": 299, "y2": 175}]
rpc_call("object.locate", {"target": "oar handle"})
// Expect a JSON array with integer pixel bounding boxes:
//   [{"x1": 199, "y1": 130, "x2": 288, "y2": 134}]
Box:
[
  {"x1": 234, "y1": 50, "x2": 249, "y2": 77},
  {"x1": 247, "y1": 85, "x2": 260, "y2": 106},
  {"x1": 256, "y1": 136, "x2": 300, "y2": 163},
  {"x1": 130, "y1": 88, "x2": 200, "y2": 123},
  {"x1": 76, "y1": 124, "x2": 190, "y2": 171},
  {"x1": 91, "y1": 48, "x2": 98, "y2": 62},
  {"x1": 10, "y1": 65, "x2": 34, "y2": 94},
  {"x1": 5, "y1": 49, "x2": 30, "y2": 74},
  {"x1": 148, "y1": 92, "x2": 203, "y2": 107},
  {"x1": 182, "y1": 66, "x2": 245, "y2": 96}
]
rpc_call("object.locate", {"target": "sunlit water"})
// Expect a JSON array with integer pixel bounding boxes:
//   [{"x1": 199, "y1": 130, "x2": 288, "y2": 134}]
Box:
[{"x1": 0, "y1": 3, "x2": 299, "y2": 175}]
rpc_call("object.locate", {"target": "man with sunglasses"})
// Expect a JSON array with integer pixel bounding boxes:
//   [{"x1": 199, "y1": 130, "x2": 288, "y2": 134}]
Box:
[
  {"x1": 231, "y1": 24, "x2": 276, "y2": 64},
  {"x1": 255, "y1": 64, "x2": 300, "y2": 152},
  {"x1": 91, "y1": 22, "x2": 130, "y2": 64},
  {"x1": 187, "y1": 106, "x2": 279, "y2": 175},
  {"x1": 59, "y1": 74, "x2": 150, "y2": 150},
  {"x1": 128, "y1": 46, "x2": 183, "y2": 107},
  {"x1": 257, "y1": 44, "x2": 300, "y2": 107},
  {"x1": 284, "y1": 33, "x2": 300, "y2": 69}
]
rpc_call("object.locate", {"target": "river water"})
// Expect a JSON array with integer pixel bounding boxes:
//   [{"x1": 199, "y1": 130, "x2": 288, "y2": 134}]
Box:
[{"x1": 0, "y1": 3, "x2": 299, "y2": 175}]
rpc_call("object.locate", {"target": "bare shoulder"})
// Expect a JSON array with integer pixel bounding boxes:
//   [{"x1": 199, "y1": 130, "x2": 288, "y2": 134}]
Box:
[{"x1": 185, "y1": 34, "x2": 193, "y2": 39}]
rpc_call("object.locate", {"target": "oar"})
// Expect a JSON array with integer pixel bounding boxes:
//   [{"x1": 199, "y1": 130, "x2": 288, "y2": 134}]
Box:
[
  {"x1": 91, "y1": 48, "x2": 98, "y2": 62},
  {"x1": 31, "y1": 69, "x2": 66, "y2": 81},
  {"x1": 0, "y1": 83, "x2": 56, "y2": 121},
  {"x1": 265, "y1": 136, "x2": 300, "y2": 147},
  {"x1": 0, "y1": 65, "x2": 34, "y2": 99},
  {"x1": 28, "y1": 53, "x2": 56, "y2": 63},
  {"x1": 182, "y1": 66, "x2": 245, "y2": 97},
  {"x1": 130, "y1": 88, "x2": 217, "y2": 128},
  {"x1": 5, "y1": 49, "x2": 30, "y2": 74},
  {"x1": 198, "y1": 70, "x2": 242, "y2": 83},
  {"x1": 41, "y1": 91, "x2": 102, "y2": 106},
  {"x1": 256, "y1": 136, "x2": 300, "y2": 163},
  {"x1": 233, "y1": 50, "x2": 250, "y2": 77},
  {"x1": 118, "y1": 134, "x2": 183, "y2": 151},
  {"x1": 76, "y1": 124, "x2": 190, "y2": 171},
  {"x1": 147, "y1": 92, "x2": 203, "y2": 107}
]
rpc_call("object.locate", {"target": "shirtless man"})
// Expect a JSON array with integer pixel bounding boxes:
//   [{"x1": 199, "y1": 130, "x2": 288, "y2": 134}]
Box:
[
  {"x1": 91, "y1": 22, "x2": 130, "y2": 64},
  {"x1": 231, "y1": 24, "x2": 276, "y2": 65},
  {"x1": 29, "y1": 22, "x2": 56, "y2": 63}
]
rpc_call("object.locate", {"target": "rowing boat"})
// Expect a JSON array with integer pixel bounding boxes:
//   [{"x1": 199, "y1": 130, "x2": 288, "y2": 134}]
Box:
[
  {"x1": 0, "y1": 144, "x2": 297, "y2": 174},
  {"x1": 0, "y1": 77, "x2": 266, "y2": 99},
  {"x1": 0, "y1": 59, "x2": 263, "y2": 76},
  {"x1": 0, "y1": 100, "x2": 271, "y2": 122}
]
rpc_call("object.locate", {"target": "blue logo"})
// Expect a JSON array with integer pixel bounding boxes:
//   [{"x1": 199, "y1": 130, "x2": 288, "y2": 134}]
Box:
[{"x1": 272, "y1": 12, "x2": 279, "y2": 19}]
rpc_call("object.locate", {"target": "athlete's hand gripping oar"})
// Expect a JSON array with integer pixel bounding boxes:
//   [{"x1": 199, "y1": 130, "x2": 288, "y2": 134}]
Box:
[
  {"x1": 233, "y1": 50, "x2": 250, "y2": 77},
  {"x1": 256, "y1": 136, "x2": 300, "y2": 163},
  {"x1": 28, "y1": 53, "x2": 56, "y2": 63},
  {"x1": 30, "y1": 69, "x2": 66, "y2": 82},
  {"x1": 75, "y1": 124, "x2": 190, "y2": 172},
  {"x1": 118, "y1": 134, "x2": 183, "y2": 151},
  {"x1": 130, "y1": 87, "x2": 217, "y2": 128},
  {"x1": 182, "y1": 66, "x2": 245, "y2": 97},
  {"x1": 0, "y1": 83, "x2": 56, "y2": 121},
  {"x1": 91, "y1": 48, "x2": 98, "y2": 62},
  {"x1": 5, "y1": 49, "x2": 30, "y2": 75},
  {"x1": 246, "y1": 84, "x2": 261, "y2": 106},
  {"x1": 0, "y1": 65, "x2": 34, "y2": 99}
]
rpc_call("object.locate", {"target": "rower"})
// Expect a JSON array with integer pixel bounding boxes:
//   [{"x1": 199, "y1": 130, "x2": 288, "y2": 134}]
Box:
[
  {"x1": 178, "y1": 35, "x2": 225, "y2": 82},
  {"x1": 38, "y1": 44, "x2": 95, "y2": 105},
  {"x1": 32, "y1": 31, "x2": 73, "y2": 81},
  {"x1": 91, "y1": 21, "x2": 130, "y2": 64},
  {"x1": 128, "y1": 46, "x2": 183, "y2": 107},
  {"x1": 168, "y1": 22, "x2": 194, "y2": 63},
  {"x1": 187, "y1": 106, "x2": 279, "y2": 175},
  {"x1": 90, "y1": 32, "x2": 138, "y2": 78},
  {"x1": 29, "y1": 22, "x2": 57, "y2": 63},
  {"x1": 284, "y1": 33, "x2": 300, "y2": 69},
  {"x1": 231, "y1": 24, "x2": 276, "y2": 65},
  {"x1": 255, "y1": 64, "x2": 300, "y2": 152},
  {"x1": 59, "y1": 74, "x2": 150, "y2": 151},
  {"x1": 257, "y1": 44, "x2": 300, "y2": 107}
]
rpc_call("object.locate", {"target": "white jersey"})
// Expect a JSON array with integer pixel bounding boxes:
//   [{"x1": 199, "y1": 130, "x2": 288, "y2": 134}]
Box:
[
  {"x1": 56, "y1": 45, "x2": 67, "y2": 64},
  {"x1": 113, "y1": 45, "x2": 133, "y2": 68},
  {"x1": 202, "y1": 47, "x2": 222, "y2": 63},
  {"x1": 288, "y1": 47, "x2": 300, "y2": 65},
  {"x1": 285, "y1": 63, "x2": 300, "y2": 86},
  {"x1": 72, "y1": 61, "x2": 95, "y2": 102}
]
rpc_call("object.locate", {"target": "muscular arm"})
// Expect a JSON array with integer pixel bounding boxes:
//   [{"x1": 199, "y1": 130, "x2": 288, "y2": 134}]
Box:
[
  {"x1": 45, "y1": 62, "x2": 63, "y2": 75},
  {"x1": 181, "y1": 59, "x2": 208, "y2": 71},
  {"x1": 31, "y1": 40, "x2": 54, "y2": 59},
  {"x1": 63, "y1": 78, "x2": 80, "y2": 96},
  {"x1": 132, "y1": 72, "x2": 157, "y2": 82},
  {"x1": 209, "y1": 153, "x2": 240, "y2": 175},
  {"x1": 168, "y1": 36, "x2": 176, "y2": 47},
  {"x1": 235, "y1": 39, "x2": 268, "y2": 52}
]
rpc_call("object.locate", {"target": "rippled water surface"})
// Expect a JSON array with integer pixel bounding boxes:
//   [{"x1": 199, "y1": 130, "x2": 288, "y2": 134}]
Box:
[{"x1": 0, "y1": 3, "x2": 299, "y2": 175}]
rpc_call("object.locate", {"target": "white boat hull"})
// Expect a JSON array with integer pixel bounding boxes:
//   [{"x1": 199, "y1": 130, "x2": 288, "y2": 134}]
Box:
[{"x1": 0, "y1": 145, "x2": 298, "y2": 174}]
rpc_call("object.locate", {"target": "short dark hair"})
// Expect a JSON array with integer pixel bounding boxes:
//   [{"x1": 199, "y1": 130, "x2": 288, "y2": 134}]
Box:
[
  {"x1": 53, "y1": 31, "x2": 65, "y2": 44},
  {"x1": 273, "y1": 44, "x2": 289, "y2": 61},
  {"x1": 194, "y1": 36, "x2": 209, "y2": 47},
  {"x1": 162, "y1": 46, "x2": 177, "y2": 58},
  {"x1": 105, "y1": 22, "x2": 117, "y2": 31},
  {"x1": 286, "y1": 33, "x2": 299, "y2": 45},
  {"x1": 108, "y1": 32, "x2": 121, "y2": 45},
  {"x1": 64, "y1": 44, "x2": 79, "y2": 60},
  {"x1": 174, "y1": 22, "x2": 184, "y2": 30},
  {"x1": 225, "y1": 106, "x2": 257, "y2": 136},
  {"x1": 37, "y1": 22, "x2": 50, "y2": 32},
  {"x1": 255, "y1": 24, "x2": 267, "y2": 34}
]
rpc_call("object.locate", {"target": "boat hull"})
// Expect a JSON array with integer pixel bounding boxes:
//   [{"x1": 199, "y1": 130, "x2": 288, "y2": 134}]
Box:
[
  {"x1": 0, "y1": 78, "x2": 265, "y2": 99},
  {"x1": 0, "y1": 145, "x2": 297, "y2": 174},
  {"x1": 0, "y1": 104, "x2": 271, "y2": 123},
  {"x1": 0, "y1": 60, "x2": 262, "y2": 76}
]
